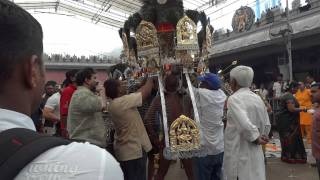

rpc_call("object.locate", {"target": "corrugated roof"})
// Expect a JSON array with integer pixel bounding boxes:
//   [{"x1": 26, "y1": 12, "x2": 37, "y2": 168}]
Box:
[{"x1": 15, "y1": 0, "x2": 221, "y2": 28}]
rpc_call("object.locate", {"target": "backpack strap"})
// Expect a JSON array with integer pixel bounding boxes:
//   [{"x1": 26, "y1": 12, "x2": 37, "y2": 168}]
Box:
[{"x1": 0, "y1": 128, "x2": 71, "y2": 180}]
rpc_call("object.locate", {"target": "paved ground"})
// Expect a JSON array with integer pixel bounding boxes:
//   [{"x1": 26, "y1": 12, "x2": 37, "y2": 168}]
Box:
[
  {"x1": 152, "y1": 135, "x2": 318, "y2": 180},
  {"x1": 164, "y1": 158, "x2": 318, "y2": 180},
  {"x1": 266, "y1": 158, "x2": 318, "y2": 180}
]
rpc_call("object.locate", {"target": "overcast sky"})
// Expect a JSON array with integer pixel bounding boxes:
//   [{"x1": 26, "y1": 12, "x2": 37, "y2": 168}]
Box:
[{"x1": 31, "y1": 12, "x2": 122, "y2": 56}]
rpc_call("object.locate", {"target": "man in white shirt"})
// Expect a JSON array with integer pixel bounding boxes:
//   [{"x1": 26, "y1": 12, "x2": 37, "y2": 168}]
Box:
[
  {"x1": 43, "y1": 91, "x2": 61, "y2": 135},
  {"x1": 0, "y1": 1, "x2": 123, "y2": 179},
  {"x1": 224, "y1": 66, "x2": 271, "y2": 180},
  {"x1": 259, "y1": 83, "x2": 269, "y2": 100},
  {"x1": 273, "y1": 74, "x2": 284, "y2": 99},
  {"x1": 193, "y1": 73, "x2": 226, "y2": 180}
]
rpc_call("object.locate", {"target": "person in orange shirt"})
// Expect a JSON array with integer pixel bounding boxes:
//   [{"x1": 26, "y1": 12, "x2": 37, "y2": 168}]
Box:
[{"x1": 296, "y1": 82, "x2": 313, "y2": 144}]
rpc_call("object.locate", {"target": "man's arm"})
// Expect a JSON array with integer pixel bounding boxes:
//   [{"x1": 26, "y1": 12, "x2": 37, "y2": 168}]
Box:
[
  {"x1": 287, "y1": 99, "x2": 307, "y2": 113},
  {"x1": 228, "y1": 96, "x2": 261, "y2": 143},
  {"x1": 43, "y1": 107, "x2": 59, "y2": 123},
  {"x1": 137, "y1": 77, "x2": 154, "y2": 102},
  {"x1": 44, "y1": 94, "x2": 60, "y2": 123},
  {"x1": 144, "y1": 96, "x2": 161, "y2": 146},
  {"x1": 111, "y1": 77, "x2": 155, "y2": 111}
]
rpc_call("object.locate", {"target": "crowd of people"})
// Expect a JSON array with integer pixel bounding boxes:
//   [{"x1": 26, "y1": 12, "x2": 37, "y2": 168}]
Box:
[
  {"x1": 252, "y1": 74, "x2": 319, "y2": 165},
  {"x1": 0, "y1": 1, "x2": 320, "y2": 180}
]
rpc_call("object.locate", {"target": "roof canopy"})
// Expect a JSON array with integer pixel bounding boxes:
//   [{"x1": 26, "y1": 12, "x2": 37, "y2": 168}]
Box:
[{"x1": 15, "y1": 0, "x2": 221, "y2": 28}]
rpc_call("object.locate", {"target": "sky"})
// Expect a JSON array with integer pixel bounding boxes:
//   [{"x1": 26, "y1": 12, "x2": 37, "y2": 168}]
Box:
[
  {"x1": 26, "y1": 0, "x2": 301, "y2": 56},
  {"x1": 30, "y1": 12, "x2": 122, "y2": 56}
]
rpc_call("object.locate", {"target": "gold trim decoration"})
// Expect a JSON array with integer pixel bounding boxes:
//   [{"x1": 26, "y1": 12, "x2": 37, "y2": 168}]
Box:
[
  {"x1": 136, "y1": 20, "x2": 159, "y2": 55},
  {"x1": 206, "y1": 25, "x2": 212, "y2": 48},
  {"x1": 136, "y1": 20, "x2": 160, "y2": 75},
  {"x1": 176, "y1": 16, "x2": 199, "y2": 51},
  {"x1": 205, "y1": 25, "x2": 213, "y2": 50},
  {"x1": 175, "y1": 51, "x2": 193, "y2": 69},
  {"x1": 141, "y1": 55, "x2": 161, "y2": 75},
  {"x1": 169, "y1": 115, "x2": 200, "y2": 152}
]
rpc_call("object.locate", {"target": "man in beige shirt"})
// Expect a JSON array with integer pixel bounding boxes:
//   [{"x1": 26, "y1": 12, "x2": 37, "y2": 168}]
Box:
[{"x1": 104, "y1": 77, "x2": 155, "y2": 180}]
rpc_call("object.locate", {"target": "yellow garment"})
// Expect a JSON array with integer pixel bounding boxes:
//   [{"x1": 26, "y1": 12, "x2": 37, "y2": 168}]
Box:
[
  {"x1": 295, "y1": 89, "x2": 312, "y2": 125},
  {"x1": 300, "y1": 124, "x2": 312, "y2": 144}
]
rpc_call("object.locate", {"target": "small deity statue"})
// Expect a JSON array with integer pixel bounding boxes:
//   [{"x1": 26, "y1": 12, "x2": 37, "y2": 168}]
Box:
[
  {"x1": 177, "y1": 122, "x2": 192, "y2": 144},
  {"x1": 181, "y1": 21, "x2": 192, "y2": 40},
  {"x1": 237, "y1": 9, "x2": 247, "y2": 32}
]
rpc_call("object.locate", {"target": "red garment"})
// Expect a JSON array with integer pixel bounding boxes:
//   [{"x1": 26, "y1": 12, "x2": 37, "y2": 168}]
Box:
[
  {"x1": 313, "y1": 109, "x2": 320, "y2": 159},
  {"x1": 59, "y1": 84, "x2": 76, "y2": 138}
]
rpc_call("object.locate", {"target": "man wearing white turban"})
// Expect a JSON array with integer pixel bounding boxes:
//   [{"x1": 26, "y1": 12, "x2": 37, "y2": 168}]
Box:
[{"x1": 223, "y1": 66, "x2": 271, "y2": 180}]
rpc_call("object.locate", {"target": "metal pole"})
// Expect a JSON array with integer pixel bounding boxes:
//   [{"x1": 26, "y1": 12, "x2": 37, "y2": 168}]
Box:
[{"x1": 286, "y1": 0, "x2": 293, "y2": 81}]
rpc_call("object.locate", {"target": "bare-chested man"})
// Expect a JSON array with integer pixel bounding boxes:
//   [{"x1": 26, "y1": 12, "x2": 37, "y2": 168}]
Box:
[{"x1": 144, "y1": 73, "x2": 194, "y2": 180}]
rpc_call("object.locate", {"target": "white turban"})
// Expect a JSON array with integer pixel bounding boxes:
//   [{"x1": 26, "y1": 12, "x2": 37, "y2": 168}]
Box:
[{"x1": 230, "y1": 65, "x2": 254, "y2": 87}]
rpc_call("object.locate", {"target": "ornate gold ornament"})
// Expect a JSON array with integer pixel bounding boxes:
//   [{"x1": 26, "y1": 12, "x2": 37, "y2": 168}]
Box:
[
  {"x1": 136, "y1": 20, "x2": 159, "y2": 56},
  {"x1": 205, "y1": 25, "x2": 213, "y2": 49},
  {"x1": 175, "y1": 51, "x2": 194, "y2": 69},
  {"x1": 136, "y1": 20, "x2": 160, "y2": 75},
  {"x1": 176, "y1": 16, "x2": 199, "y2": 51},
  {"x1": 141, "y1": 55, "x2": 161, "y2": 74},
  {"x1": 169, "y1": 115, "x2": 200, "y2": 152}
]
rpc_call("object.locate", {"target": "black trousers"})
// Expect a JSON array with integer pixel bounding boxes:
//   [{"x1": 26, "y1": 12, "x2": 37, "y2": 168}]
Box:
[
  {"x1": 317, "y1": 159, "x2": 320, "y2": 179},
  {"x1": 120, "y1": 155, "x2": 147, "y2": 180}
]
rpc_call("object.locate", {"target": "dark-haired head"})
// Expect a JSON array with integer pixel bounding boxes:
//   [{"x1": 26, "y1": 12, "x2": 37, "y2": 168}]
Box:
[
  {"x1": 0, "y1": 0, "x2": 43, "y2": 84},
  {"x1": 45, "y1": 80, "x2": 57, "y2": 96},
  {"x1": 104, "y1": 79, "x2": 120, "y2": 99},
  {"x1": 76, "y1": 68, "x2": 95, "y2": 86},
  {"x1": 45, "y1": 80, "x2": 57, "y2": 87},
  {"x1": 64, "y1": 69, "x2": 78, "y2": 87},
  {"x1": 0, "y1": 1, "x2": 44, "y2": 116},
  {"x1": 76, "y1": 68, "x2": 97, "y2": 91},
  {"x1": 288, "y1": 81, "x2": 299, "y2": 94},
  {"x1": 311, "y1": 83, "x2": 320, "y2": 103},
  {"x1": 165, "y1": 74, "x2": 179, "y2": 92}
]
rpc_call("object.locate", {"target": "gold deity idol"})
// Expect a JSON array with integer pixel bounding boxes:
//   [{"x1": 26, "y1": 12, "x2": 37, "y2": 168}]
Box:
[
  {"x1": 136, "y1": 20, "x2": 159, "y2": 56},
  {"x1": 176, "y1": 16, "x2": 199, "y2": 51},
  {"x1": 169, "y1": 115, "x2": 200, "y2": 152}
]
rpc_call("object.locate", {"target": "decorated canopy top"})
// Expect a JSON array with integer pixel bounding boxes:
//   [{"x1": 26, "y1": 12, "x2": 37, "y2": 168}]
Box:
[{"x1": 118, "y1": 0, "x2": 214, "y2": 74}]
